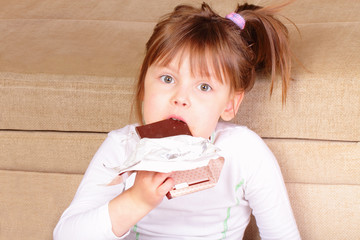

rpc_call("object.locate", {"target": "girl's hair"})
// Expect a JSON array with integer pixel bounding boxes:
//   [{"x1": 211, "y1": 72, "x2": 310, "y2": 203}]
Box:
[{"x1": 134, "y1": 2, "x2": 292, "y2": 122}]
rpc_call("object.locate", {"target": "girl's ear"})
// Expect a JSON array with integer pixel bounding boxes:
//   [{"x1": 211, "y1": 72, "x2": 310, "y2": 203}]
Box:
[{"x1": 220, "y1": 91, "x2": 244, "y2": 121}]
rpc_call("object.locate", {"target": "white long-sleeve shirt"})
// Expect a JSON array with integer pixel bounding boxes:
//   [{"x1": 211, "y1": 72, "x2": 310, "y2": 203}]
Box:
[{"x1": 54, "y1": 122, "x2": 300, "y2": 239}]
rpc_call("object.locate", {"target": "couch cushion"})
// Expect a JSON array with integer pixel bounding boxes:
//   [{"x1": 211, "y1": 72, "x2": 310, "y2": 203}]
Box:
[
  {"x1": 236, "y1": 22, "x2": 360, "y2": 141},
  {"x1": 0, "y1": 170, "x2": 82, "y2": 240},
  {"x1": 1, "y1": 0, "x2": 359, "y2": 23},
  {"x1": 2, "y1": 170, "x2": 360, "y2": 240},
  {"x1": 1, "y1": 22, "x2": 359, "y2": 140},
  {"x1": 1, "y1": 131, "x2": 359, "y2": 184},
  {"x1": 0, "y1": 131, "x2": 105, "y2": 174},
  {"x1": 244, "y1": 183, "x2": 360, "y2": 240},
  {"x1": 287, "y1": 183, "x2": 360, "y2": 240}
]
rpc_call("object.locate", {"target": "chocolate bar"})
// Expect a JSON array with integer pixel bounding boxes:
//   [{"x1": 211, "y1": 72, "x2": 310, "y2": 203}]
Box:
[
  {"x1": 136, "y1": 118, "x2": 192, "y2": 138},
  {"x1": 136, "y1": 118, "x2": 224, "y2": 199}
]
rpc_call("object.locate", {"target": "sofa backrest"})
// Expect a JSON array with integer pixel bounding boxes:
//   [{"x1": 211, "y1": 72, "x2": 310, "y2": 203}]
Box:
[{"x1": 0, "y1": 0, "x2": 359, "y2": 239}]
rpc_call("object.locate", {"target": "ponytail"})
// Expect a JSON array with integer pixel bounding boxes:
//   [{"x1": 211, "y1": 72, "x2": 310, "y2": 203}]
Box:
[{"x1": 235, "y1": 2, "x2": 293, "y2": 103}]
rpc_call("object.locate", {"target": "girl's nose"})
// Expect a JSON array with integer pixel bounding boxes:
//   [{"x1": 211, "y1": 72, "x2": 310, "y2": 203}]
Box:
[
  {"x1": 173, "y1": 98, "x2": 189, "y2": 107},
  {"x1": 171, "y1": 90, "x2": 190, "y2": 108}
]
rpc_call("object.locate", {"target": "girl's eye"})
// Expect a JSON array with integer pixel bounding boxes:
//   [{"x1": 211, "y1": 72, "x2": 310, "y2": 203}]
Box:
[
  {"x1": 198, "y1": 83, "x2": 212, "y2": 92},
  {"x1": 160, "y1": 75, "x2": 174, "y2": 84}
]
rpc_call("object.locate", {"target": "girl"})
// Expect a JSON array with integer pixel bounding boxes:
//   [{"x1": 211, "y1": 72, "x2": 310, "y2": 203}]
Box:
[{"x1": 54, "y1": 2, "x2": 300, "y2": 239}]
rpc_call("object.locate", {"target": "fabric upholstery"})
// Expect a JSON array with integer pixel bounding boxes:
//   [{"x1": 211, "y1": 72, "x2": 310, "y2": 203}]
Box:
[{"x1": 0, "y1": 0, "x2": 359, "y2": 239}]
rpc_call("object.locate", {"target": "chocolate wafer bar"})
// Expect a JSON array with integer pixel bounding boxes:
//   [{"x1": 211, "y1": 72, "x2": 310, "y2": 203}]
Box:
[{"x1": 136, "y1": 118, "x2": 224, "y2": 199}]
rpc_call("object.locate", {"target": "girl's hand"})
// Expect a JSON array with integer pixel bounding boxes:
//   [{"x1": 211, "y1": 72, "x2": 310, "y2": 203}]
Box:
[
  {"x1": 128, "y1": 171, "x2": 174, "y2": 210},
  {"x1": 109, "y1": 171, "x2": 174, "y2": 237}
]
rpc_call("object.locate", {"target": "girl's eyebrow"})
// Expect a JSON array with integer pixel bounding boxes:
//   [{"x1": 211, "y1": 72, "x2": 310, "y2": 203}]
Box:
[
  {"x1": 157, "y1": 64, "x2": 183, "y2": 80},
  {"x1": 153, "y1": 61, "x2": 179, "y2": 74},
  {"x1": 154, "y1": 62, "x2": 220, "y2": 85},
  {"x1": 163, "y1": 65, "x2": 178, "y2": 74}
]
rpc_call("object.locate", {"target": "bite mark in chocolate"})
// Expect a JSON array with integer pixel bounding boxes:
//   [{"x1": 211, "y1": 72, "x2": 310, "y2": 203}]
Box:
[{"x1": 136, "y1": 118, "x2": 192, "y2": 138}]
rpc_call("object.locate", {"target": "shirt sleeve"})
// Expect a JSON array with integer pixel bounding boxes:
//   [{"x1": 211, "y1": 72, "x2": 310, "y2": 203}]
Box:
[
  {"x1": 241, "y1": 131, "x2": 301, "y2": 240},
  {"x1": 53, "y1": 129, "x2": 134, "y2": 240}
]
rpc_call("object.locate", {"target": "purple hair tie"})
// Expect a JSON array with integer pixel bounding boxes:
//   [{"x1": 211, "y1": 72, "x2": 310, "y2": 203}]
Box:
[{"x1": 226, "y1": 12, "x2": 245, "y2": 30}]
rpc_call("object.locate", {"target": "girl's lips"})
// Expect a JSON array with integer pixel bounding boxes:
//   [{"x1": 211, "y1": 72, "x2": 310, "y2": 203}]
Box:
[{"x1": 167, "y1": 115, "x2": 186, "y2": 124}]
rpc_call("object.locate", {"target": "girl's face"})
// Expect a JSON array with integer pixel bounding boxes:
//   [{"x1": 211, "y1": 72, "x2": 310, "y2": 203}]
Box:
[{"x1": 142, "y1": 53, "x2": 242, "y2": 139}]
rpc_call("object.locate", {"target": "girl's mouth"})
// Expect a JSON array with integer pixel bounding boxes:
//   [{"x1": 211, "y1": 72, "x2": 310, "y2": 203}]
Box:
[{"x1": 168, "y1": 115, "x2": 186, "y2": 124}]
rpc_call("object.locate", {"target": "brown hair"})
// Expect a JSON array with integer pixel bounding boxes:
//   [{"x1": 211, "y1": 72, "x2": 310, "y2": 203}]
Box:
[{"x1": 134, "y1": 2, "x2": 292, "y2": 122}]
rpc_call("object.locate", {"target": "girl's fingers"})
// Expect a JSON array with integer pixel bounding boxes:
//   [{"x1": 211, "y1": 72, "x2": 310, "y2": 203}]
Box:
[
  {"x1": 135, "y1": 171, "x2": 172, "y2": 187},
  {"x1": 145, "y1": 171, "x2": 174, "y2": 196},
  {"x1": 129, "y1": 171, "x2": 175, "y2": 209},
  {"x1": 157, "y1": 176, "x2": 175, "y2": 196},
  {"x1": 134, "y1": 171, "x2": 174, "y2": 197},
  {"x1": 153, "y1": 172, "x2": 172, "y2": 184}
]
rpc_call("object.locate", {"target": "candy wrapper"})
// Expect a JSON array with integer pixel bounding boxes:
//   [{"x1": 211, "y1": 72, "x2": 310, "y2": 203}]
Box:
[{"x1": 105, "y1": 119, "x2": 224, "y2": 199}]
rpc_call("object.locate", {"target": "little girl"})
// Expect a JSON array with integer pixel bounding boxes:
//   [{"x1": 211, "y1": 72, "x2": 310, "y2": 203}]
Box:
[{"x1": 54, "y1": 2, "x2": 300, "y2": 239}]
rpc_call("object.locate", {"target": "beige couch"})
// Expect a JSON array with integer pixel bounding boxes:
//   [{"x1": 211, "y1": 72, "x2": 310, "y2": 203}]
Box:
[{"x1": 1, "y1": 0, "x2": 359, "y2": 239}]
